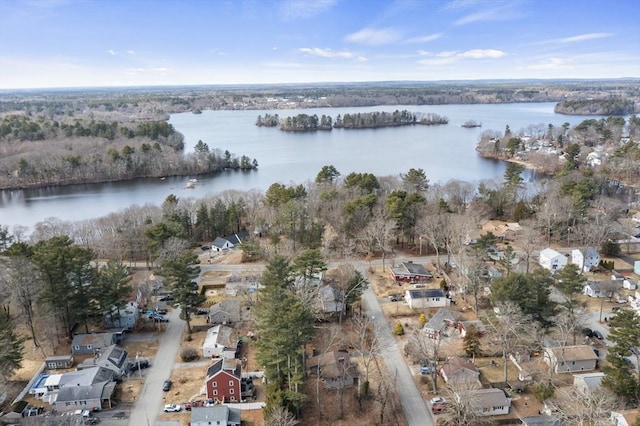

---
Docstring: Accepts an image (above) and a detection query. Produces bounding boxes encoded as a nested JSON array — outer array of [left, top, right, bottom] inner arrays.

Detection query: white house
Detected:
[[202, 325, 238, 359], [539, 248, 567, 273], [404, 289, 449, 310], [583, 280, 623, 298], [457, 388, 511, 416], [571, 248, 600, 272]]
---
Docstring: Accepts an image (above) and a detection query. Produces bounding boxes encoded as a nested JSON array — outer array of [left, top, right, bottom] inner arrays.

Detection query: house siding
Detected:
[[205, 371, 241, 402]]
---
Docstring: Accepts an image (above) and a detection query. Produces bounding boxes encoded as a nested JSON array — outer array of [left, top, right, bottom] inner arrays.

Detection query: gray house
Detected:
[[54, 380, 117, 412], [71, 332, 122, 355], [77, 345, 128, 376], [544, 345, 598, 374], [190, 406, 241, 426], [46, 354, 74, 370], [208, 299, 242, 325], [104, 301, 140, 329], [424, 307, 458, 339]]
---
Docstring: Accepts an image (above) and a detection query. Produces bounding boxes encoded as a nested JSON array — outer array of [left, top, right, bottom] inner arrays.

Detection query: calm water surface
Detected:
[[0, 102, 607, 232]]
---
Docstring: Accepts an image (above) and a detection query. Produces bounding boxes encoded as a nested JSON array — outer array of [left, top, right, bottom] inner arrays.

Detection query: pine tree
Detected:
[[462, 324, 482, 359], [0, 311, 25, 383], [160, 252, 203, 334]]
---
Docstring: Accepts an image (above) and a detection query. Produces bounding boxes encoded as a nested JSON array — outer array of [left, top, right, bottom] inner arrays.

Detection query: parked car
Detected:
[[581, 328, 594, 338], [592, 330, 604, 340], [163, 404, 181, 412], [195, 308, 209, 315], [430, 397, 447, 405], [612, 306, 621, 312], [127, 359, 150, 371], [420, 365, 431, 375], [183, 402, 192, 411], [163, 379, 172, 391], [201, 245, 210, 251], [159, 295, 174, 302], [389, 294, 401, 302], [153, 316, 169, 323]]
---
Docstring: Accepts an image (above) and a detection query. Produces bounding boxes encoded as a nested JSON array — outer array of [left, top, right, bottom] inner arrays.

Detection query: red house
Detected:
[[204, 358, 241, 403], [390, 261, 432, 283]]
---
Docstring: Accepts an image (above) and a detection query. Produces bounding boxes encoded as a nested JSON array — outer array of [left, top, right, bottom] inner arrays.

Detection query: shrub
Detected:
[[393, 322, 405, 336], [418, 314, 427, 328], [181, 347, 199, 362]]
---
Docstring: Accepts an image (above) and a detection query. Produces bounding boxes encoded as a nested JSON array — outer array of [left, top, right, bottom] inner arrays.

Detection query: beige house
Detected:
[[573, 372, 605, 395], [308, 350, 358, 390], [543, 345, 598, 374], [481, 220, 522, 241]]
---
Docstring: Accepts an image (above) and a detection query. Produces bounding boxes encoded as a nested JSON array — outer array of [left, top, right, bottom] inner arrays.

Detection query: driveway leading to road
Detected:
[[129, 307, 185, 426]]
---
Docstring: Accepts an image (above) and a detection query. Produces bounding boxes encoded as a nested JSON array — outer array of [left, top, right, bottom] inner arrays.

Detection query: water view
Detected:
[[0, 102, 610, 231]]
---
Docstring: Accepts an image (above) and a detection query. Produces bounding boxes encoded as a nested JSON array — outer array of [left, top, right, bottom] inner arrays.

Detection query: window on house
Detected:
[[572, 361, 575, 365], [229, 389, 234, 394], [212, 381, 217, 387], [74, 346, 80, 350], [229, 380, 234, 386], [87, 345, 92, 349], [213, 390, 218, 396], [230, 396, 236, 401]]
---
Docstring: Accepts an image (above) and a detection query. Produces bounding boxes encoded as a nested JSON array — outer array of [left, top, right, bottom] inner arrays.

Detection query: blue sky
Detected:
[[1, 0, 639, 89]]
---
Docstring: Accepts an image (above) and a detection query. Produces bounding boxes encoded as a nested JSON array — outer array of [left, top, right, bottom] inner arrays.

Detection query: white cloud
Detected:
[[279, 0, 337, 19], [405, 33, 443, 44], [526, 57, 568, 70], [443, 0, 480, 10], [299, 47, 356, 59], [418, 49, 505, 66], [459, 49, 505, 58], [126, 50, 135, 55], [454, 3, 525, 26], [560, 32, 613, 43], [345, 27, 403, 46], [107, 49, 116, 56]]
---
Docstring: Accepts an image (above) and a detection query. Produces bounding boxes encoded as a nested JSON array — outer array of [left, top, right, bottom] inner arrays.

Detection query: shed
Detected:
[[46, 354, 74, 370]]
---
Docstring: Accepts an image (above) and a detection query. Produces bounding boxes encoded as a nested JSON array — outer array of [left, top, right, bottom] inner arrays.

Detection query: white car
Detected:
[[430, 397, 447, 405], [163, 404, 181, 413]]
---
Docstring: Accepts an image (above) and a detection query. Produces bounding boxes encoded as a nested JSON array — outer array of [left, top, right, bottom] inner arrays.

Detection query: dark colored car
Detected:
[[159, 295, 174, 302], [128, 359, 149, 371], [592, 330, 604, 340], [581, 328, 594, 338], [162, 379, 172, 391], [195, 308, 209, 315]]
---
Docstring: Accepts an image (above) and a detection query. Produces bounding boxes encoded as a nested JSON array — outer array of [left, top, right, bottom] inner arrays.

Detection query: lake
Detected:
[[0, 102, 607, 232]]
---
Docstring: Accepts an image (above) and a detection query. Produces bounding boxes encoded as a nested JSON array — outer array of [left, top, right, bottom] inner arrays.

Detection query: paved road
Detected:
[[360, 270, 434, 426], [129, 308, 185, 426]]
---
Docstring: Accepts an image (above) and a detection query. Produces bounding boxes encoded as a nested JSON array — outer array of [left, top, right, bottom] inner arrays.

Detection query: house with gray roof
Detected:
[[208, 299, 242, 325], [190, 406, 241, 426], [203, 324, 238, 358], [458, 388, 511, 416], [71, 332, 123, 355], [77, 344, 128, 376], [573, 372, 605, 395], [391, 261, 432, 283], [54, 380, 116, 412], [424, 307, 458, 339]]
